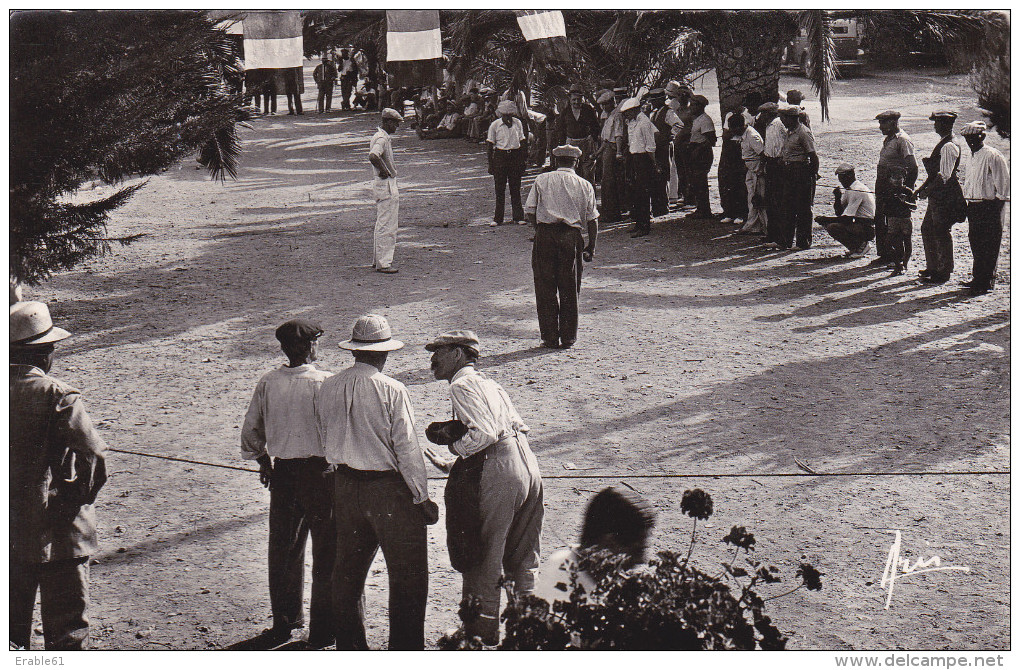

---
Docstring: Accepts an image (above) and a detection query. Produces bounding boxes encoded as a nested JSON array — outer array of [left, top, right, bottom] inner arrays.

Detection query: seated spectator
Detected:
[[533, 487, 656, 604], [459, 91, 482, 139], [352, 78, 378, 110], [419, 102, 462, 139]]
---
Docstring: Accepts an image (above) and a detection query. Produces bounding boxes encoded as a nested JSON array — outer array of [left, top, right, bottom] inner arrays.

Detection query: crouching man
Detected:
[[815, 163, 877, 258], [423, 331, 544, 645]]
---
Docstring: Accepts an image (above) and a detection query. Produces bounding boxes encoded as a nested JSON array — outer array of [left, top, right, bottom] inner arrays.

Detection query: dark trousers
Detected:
[[920, 199, 955, 278], [286, 79, 303, 115], [689, 143, 714, 216], [532, 223, 584, 346], [778, 163, 814, 248], [317, 83, 334, 112], [627, 153, 656, 231], [967, 200, 1006, 290], [340, 75, 357, 109], [874, 196, 891, 260], [10, 557, 90, 650], [268, 457, 336, 643], [764, 160, 783, 242], [816, 216, 875, 252], [673, 137, 691, 202], [599, 143, 626, 222], [492, 148, 525, 224], [332, 470, 427, 650], [263, 93, 277, 114], [652, 142, 671, 215]]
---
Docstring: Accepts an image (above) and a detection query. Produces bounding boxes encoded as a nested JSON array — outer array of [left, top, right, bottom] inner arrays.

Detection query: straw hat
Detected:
[[10, 301, 71, 345]]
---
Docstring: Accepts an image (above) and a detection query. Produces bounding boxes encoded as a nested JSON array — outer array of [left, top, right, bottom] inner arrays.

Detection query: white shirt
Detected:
[[689, 112, 715, 144], [369, 127, 397, 179], [448, 366, 530, 458], [339, 57, 355, 76], [241, 364, 332, 460], [525, 168, 599, 228], [487, 117, 525, 150], [764, 117, 786, 158], [739, 126, 764, 161], [936, 138, 962, 182], [439, 112, 460, 131], [626, 113, 657, 154], [839, 180, 877, 219], [962, 145, 1010, 201], [314, 362, 428, 503]]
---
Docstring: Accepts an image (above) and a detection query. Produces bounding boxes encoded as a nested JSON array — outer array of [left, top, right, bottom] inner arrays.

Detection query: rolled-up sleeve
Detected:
[[240, 380, 267, 460], [390, 388, 429, 504], [992, 152, 1011, 200], [450, 383, 499, 458]]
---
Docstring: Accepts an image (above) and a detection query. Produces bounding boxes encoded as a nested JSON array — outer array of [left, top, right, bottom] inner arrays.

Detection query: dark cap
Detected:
[[275, 319, 324, 346], [929, 110, 958, 121], [568, 83, 585, 95], [757, 101, 779, 114], [876, 110, 901, 121], [690, 94, 709, 106], [786, 89, 805, 104]]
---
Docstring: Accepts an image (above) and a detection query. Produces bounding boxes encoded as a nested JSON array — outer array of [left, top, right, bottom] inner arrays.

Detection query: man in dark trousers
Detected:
[[959, 121, 1010, 295], [313, 55, 338, 113], [486, 100, 528, 226], [241, 319, 335, 649], [337, 48, 360, 111], [777, 105, 819, 250], [873, 110, 918, 264], [915, 110, 963, 283], [10, 301, 107, 650], [620, 97, 657, 237], [525, 145, 600, 349], [284, 66, 303, 116], [555, 84, 600, 186], [648, 88, 681, 217], [686, 95, 718, 220]]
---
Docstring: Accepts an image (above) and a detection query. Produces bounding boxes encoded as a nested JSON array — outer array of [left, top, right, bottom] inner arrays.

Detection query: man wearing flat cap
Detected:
[[555, 84, 600, 186], [241, 319, 335, 648], [421, 331, 544, 645], [597, 88, 630, 223], [667, 83, 695, 206], [874, 110, 918, 264], [775, 104, 819, 250], [487, 100, 528, 225], [687, 94, 718, 219], [369, 108, 404, 274], [620, 97, 658, 236], [960, 121, 1010, 295], [647, 88, 682, 217], [815, 164, 877, 257], [315, 314, 438, 650], [915, 110, 964, 284], [525, 144, 600, 349], [10, 301, 107, 650]]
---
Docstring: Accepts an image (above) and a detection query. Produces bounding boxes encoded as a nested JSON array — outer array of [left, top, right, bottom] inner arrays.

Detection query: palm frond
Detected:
[[800, 10, 836, 122]]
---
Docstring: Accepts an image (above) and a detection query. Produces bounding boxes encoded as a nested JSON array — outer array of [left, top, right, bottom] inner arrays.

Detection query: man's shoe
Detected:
[[969, 285, 991, 295], [376, 267, 399, 274], [489, 220, 500, 227], [515, 220, 528, 225], [890, 265, 904, 276], [733, 218, 745, 226], [959, 280, 975, 288], [559, 340, 575, 349], [306, 636, 335, 650], [919, 274, 948, 284], [867, 257, 890, 266], [540, 340, 559, 349], [630, 229, 649, 238], [256, 627, 294, 648]]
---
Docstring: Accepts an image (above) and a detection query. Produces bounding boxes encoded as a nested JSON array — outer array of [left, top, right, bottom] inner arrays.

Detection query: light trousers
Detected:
[[741, 159, 766, 232], [373, 178, 399, 269]]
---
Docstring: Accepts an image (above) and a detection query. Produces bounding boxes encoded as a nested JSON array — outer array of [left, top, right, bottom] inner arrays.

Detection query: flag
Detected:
[[242, 10, 303, 70], [515, 10, 570, 63], [386, 10, 443, 88]]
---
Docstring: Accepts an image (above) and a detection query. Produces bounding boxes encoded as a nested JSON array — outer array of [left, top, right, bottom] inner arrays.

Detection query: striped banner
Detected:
[[515, 10, 570, 63], [242, 10, 303, 70], [386, 10, 443, 88]]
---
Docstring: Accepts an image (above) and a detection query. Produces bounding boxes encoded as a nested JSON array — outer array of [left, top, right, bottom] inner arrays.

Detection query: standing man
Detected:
[[665, 81, 693, 206], [960, 121, 1010, 295], [555, 84, 600, 185], [815, 164, 877, 257], [648, 88, 681, 217], [525, 145, 600, 349], [597, 90, 626, 223], [758, 101, 784, 244], [874, 110, 918, 265], [314, 54, 338, 114], [337, 48, 360, 111], [10, 302, 107, 650], [315, 314, 439, 650], [369, 108, 403, 274], [620, 97, 657, 238], [284, 67, 304, 116], [422, 331, 544, 645], [486, 100, 527, 226], [687, 95, 718, 220], [916, 110, 963, 283], [241, 319, 335, 649], [734, 112, 766, 234], [777, 105, 819, 250]]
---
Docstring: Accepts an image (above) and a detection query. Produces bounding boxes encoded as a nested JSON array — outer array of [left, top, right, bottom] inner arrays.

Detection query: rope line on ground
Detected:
[[109, 449, 1008, 479]]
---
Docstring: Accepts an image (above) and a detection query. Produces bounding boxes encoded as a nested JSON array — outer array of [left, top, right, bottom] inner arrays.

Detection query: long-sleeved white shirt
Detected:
[[626, 113, 657, 154], [936, 138, 962, 182], [763, 117, 785, 158], [524, 167, 599, 228], [314, 362, 428, 503], [241, 364, 332, 460], [962, 145, 1010, 201], [447, 366, 530, 458], [739, 126, 764, 161]]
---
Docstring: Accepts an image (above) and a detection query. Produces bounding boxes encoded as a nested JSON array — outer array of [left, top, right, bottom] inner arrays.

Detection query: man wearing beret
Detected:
[[315, 314, 439, 650], [241, 319, 335, 648], [874, 110, 918, 264], [11, 301, 108, 650], [422, 331, 544, 645], [960, 121, 1010, 295], [487, 100, 528, 225], [915, 110, 964, 284], [525, 144, 600, 349], [369, 108, 404, 274]]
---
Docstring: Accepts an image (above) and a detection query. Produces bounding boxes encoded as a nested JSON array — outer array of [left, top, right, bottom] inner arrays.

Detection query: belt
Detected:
[[334, 464, 400, 480], [779, 160, 810, 166], [493, 147, 521, 152], [567, 136, 591, 144]]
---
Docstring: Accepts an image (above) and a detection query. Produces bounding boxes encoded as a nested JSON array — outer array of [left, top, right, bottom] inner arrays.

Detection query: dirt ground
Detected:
[[26, 66, 1009, 651]]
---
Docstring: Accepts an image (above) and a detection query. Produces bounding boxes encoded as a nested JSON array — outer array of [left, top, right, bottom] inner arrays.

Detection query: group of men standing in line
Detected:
[[311, 49, 362, 114]]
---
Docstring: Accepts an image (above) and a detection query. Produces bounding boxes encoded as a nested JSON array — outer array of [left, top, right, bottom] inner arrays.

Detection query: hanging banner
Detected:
[[515, 10, 570, 63], [386, 10, 443, 88], [243, 10, 303, 70]]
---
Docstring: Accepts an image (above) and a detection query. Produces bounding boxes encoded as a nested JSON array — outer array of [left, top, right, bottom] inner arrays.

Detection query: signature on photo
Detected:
[[880, 530, 971, 609]]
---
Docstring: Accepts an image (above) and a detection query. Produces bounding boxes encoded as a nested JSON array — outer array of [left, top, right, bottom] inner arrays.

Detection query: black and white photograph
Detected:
[[9, 7, 1011, 665]]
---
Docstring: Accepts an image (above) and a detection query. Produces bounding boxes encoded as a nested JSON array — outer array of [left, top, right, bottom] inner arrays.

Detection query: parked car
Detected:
[[783, 17, 865, 78]]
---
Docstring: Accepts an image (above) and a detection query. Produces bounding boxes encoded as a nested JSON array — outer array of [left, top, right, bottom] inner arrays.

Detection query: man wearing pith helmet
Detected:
[[315, 314, 439, 650], [10, 301, 108, 650], [422, 330, 543, 645]]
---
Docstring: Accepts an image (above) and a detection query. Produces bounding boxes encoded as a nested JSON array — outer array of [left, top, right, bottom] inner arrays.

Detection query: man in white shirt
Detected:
[[422, 331, 544, 646], [758, 102, 785, 243], [315, 314, 439, 650], [960, 121, 1010, 295], [815, 164, 877, 257], [241, 319, 335, 649], [486, 100, 527, 225], [916, 111, 964, 282], [368, 108, 403, 274], [525, 144, 600, 348], [620, 97, 657, 237], [337, 48, 359, 110], [732, 114, 766, 234]]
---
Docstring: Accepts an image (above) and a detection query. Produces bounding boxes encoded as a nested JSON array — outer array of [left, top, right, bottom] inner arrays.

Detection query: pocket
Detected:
[[372, 179, 392, 200]]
